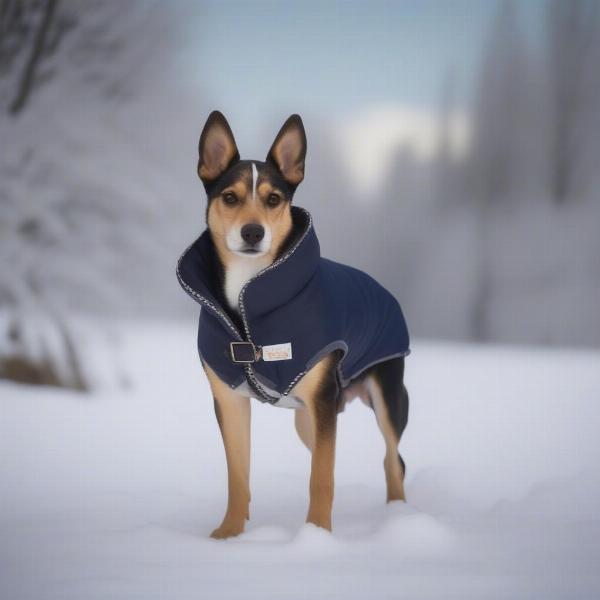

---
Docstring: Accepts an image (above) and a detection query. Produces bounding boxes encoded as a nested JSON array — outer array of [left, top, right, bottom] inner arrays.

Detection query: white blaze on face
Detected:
[[222, 161, 274, 309], [251, 162, 258, 203], [225, 162, 271, 255]]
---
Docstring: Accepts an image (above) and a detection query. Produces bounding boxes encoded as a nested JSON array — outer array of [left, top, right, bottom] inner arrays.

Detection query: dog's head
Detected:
[[198, 111, 306, 266]]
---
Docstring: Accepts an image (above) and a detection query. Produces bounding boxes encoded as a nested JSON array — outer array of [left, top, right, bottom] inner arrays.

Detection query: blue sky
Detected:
[[170, 0, 546, 179], [176, 1, 545, 114]]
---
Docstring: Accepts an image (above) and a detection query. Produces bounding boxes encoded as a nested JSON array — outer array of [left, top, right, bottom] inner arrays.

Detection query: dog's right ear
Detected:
[[198, 111, 240, 187], [266, 114, 307, 187]]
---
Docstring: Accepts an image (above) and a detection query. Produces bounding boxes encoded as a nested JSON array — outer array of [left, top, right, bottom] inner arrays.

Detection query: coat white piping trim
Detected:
[[237, 207, 314, 403], [176, 241, 241, 340]]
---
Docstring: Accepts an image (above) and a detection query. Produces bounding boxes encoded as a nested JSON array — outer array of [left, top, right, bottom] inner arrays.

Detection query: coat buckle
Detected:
[[229, 341, 261, 363]]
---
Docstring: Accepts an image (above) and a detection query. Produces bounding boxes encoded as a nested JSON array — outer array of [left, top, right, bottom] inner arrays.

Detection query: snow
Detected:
[[1, 321, 599, 599]]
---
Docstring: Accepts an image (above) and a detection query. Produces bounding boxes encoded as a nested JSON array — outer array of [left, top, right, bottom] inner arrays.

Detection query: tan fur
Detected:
[[204, 363, 252, 539], [205, 350, 340, 536], [291, 354, 338, 530], [207, 173, 293, 270], [366, 377, 406, 502]]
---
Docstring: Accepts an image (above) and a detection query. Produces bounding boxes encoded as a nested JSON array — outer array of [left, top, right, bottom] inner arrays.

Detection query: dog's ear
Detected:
[[198, 111, 240, 186], [266, 114, 307, 186]]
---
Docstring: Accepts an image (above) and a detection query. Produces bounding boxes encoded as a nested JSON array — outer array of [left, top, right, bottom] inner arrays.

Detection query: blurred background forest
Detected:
[[1, 0, 599, 390]]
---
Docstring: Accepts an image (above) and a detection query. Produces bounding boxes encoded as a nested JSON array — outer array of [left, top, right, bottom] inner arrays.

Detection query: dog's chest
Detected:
[[224, 257, 270, 312]]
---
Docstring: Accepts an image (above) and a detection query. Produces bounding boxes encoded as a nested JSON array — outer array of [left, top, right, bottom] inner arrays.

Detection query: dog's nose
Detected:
[[241, 223, 265, 246]]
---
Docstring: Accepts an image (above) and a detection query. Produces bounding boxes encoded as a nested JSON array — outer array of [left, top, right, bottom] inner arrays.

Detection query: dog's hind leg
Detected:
[[204, 364, 251, 539], [365, 357, 409, 502]]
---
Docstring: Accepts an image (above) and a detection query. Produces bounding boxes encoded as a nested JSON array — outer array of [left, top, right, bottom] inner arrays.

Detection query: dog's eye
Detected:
[[222, 192, 238, 206], [267, 193, 281, 207]]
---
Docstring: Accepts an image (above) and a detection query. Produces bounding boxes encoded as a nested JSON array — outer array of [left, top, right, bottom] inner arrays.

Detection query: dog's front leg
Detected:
[[292, 353, 340, 531], [204, 364, 251, 539]]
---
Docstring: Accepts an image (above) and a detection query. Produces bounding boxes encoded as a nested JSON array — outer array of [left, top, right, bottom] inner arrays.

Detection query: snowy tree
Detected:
[[0, 0, 75, 115], [433, 66, 461, 210], [545, 0, 600, 203], [0, 1, 183, 389], [468, 0, 531, 207], [466, 0, 531, 340]]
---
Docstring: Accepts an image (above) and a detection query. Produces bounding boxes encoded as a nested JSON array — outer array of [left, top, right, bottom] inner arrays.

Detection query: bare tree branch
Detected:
[[9, 0, 58, 115]]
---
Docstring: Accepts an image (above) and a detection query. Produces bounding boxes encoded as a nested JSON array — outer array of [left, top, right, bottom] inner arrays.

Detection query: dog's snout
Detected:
[[241, 223, 265, 246]]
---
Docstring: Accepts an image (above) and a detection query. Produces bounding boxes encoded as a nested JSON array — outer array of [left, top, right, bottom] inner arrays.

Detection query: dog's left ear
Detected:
[[266, 114, 307, 186]]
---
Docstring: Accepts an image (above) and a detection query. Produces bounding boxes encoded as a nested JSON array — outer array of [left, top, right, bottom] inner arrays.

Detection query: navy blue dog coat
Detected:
[[177, 207, 410, 408]]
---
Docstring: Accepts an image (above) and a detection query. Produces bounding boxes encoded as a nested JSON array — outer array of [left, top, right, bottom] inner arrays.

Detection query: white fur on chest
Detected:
[[224, 256, 270, 312]]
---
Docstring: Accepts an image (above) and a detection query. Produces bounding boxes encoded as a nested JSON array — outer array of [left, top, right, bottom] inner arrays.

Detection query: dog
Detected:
[[177, 111, 410, 539]]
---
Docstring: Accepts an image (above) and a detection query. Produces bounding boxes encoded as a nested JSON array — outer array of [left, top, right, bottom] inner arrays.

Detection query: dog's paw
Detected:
[[210, 521, 245, 540], [305, 514, 332, 532]]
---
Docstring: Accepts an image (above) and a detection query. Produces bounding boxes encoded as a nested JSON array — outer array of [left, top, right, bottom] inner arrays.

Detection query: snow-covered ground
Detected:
[[1, 321, 599, 599]]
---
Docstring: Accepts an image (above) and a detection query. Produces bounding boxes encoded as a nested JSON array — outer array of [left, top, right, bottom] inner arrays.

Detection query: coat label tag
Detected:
[[262, 343, 292, 361]]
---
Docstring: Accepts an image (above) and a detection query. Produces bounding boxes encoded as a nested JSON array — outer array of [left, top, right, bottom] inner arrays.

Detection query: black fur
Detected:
[[370, 357, 409, 441], [314, 350, 343, 437], [204, 160, 297, 211], [353, 356, 409, 475]]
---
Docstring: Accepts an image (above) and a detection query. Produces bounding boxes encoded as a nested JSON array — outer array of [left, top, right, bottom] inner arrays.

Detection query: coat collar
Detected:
[[177, 206, 320, 340]]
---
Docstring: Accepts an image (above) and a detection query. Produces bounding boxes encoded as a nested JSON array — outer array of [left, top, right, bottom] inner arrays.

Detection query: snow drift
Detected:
[[1, 321, 599, 599]]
